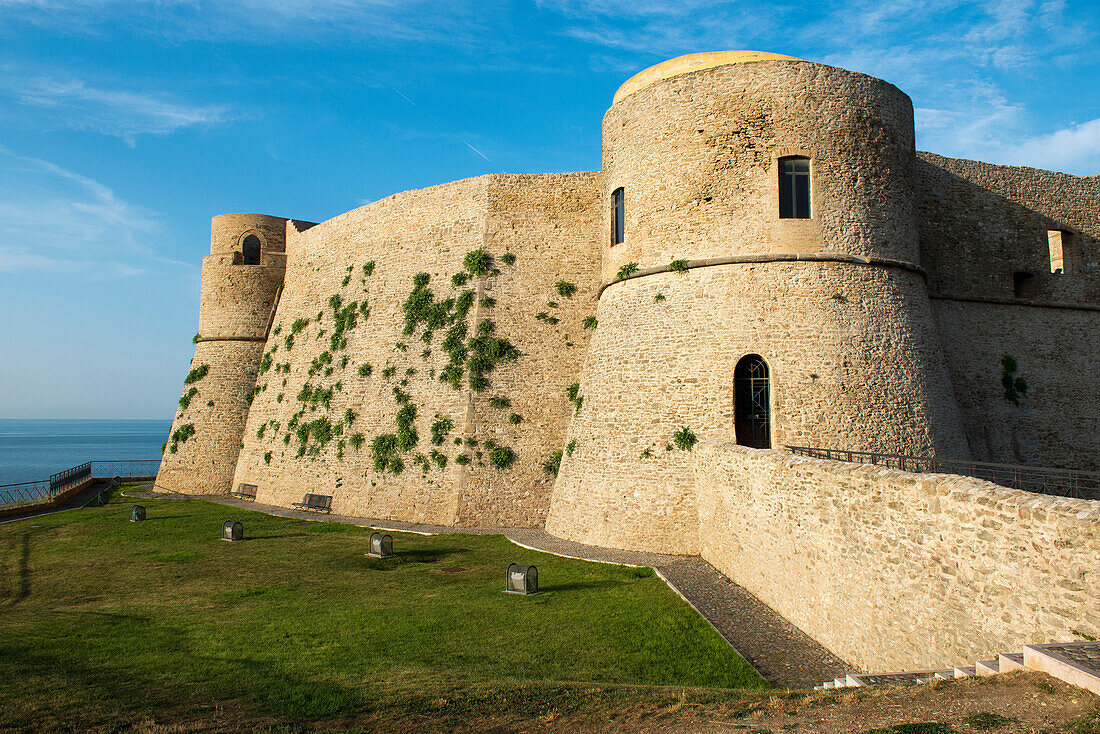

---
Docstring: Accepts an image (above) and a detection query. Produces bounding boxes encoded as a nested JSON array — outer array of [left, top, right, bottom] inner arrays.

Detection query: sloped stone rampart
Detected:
[[694, 442, 1100, 672]]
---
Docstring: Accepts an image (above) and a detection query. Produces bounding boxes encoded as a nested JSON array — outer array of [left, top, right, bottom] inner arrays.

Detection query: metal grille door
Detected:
[[735, 355, 770, 449]]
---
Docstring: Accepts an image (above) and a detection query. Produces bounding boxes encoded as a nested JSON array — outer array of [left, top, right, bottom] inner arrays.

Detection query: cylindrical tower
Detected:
[[156, 214, 289, 494], [546, 52, 970, 553]]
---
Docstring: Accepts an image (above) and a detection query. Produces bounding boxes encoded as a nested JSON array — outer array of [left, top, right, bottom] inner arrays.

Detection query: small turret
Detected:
[[156, 213, 293, 495]]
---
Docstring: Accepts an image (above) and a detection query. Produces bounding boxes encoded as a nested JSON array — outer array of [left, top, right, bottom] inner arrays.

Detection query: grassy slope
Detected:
[[0, 489, 764, 731]]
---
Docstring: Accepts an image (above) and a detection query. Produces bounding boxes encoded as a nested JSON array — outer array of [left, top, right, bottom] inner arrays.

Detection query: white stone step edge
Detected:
[[1023, 643, 1100, 696]]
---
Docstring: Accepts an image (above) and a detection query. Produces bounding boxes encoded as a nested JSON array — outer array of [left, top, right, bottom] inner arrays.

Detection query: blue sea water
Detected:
[[0, 419, 171, 485]]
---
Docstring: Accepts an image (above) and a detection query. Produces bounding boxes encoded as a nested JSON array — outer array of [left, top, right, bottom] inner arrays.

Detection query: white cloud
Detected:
[[998, 118, 1100, 174], [0, 74, 232, 144], [0, 145, 188, 274]]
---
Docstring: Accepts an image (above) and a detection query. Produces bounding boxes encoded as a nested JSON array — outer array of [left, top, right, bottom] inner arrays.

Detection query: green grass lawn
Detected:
[[0, 488, 764, 731]]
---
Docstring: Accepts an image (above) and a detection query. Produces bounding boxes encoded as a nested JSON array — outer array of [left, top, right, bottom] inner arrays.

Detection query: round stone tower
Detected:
[[545, 52, 970, 553], [156, 214, 289, 495]]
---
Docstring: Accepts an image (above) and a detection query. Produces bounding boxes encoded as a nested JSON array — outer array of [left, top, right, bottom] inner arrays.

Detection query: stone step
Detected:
[[999, 652, 1025, 672], [1023, 642, 1100, 696], [954, 666, 976, 678], [975, 659, 1000, 676]]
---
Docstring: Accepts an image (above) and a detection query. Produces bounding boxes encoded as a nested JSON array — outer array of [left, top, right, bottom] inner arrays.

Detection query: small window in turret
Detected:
[[778, 156, 811, 219], [611, 187, 625, 245], [242, 234, 262, 265]]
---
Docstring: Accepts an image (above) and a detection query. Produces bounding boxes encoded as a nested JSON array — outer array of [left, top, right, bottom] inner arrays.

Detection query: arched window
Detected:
[[734, 355, 771, 449], [611, 187, 625, 245], [242, 234, 262, 265], [778, 156, 811, 219]]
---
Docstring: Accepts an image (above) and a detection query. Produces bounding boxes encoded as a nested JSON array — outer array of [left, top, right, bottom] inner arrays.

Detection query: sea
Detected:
[[0, 419, 171, 486]]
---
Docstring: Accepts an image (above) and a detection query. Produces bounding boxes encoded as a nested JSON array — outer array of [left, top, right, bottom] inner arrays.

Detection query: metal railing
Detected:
[[0, 460, 161, 510], [787, 446, 1100, 500]]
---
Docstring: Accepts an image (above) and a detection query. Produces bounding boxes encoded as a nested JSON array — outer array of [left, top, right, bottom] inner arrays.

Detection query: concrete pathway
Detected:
[[0, 480, 110, 525], [122, 487, 849, 688]]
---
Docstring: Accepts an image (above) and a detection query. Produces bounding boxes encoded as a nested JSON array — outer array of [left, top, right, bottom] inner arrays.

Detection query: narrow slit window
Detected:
[[611, 187, 625, 245], [242, 234, 262, 265], [1047, 230, 1073, 274], [778, 156, 811, 219]]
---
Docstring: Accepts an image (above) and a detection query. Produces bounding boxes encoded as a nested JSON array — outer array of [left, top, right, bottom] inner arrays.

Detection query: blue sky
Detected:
[[0, 0, 1097, 419]]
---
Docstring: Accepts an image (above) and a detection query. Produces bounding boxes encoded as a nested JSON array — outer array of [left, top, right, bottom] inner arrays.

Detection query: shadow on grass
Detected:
[[541, 579, 623, 593]]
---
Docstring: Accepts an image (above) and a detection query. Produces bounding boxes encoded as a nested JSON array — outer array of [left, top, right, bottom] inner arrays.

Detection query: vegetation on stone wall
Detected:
[[184, 364, 209, 385], [673, 426, 698, 451], [583, 316, 598, 330], [617, 262, 639, 280], [555, 281, 577, 298], [178, 387, 198, 411], [669, 259, 689, 273], [542, 449, 562, 476], [567, 383, 584, 414], [167, 423, 195, 454]]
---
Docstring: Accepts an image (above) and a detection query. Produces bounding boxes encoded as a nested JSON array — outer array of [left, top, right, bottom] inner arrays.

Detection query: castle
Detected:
[[157, 52, 1100, 672]]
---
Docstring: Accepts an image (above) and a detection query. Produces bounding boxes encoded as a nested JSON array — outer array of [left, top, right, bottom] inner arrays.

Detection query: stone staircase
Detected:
[[816, 641, 1100, 695]]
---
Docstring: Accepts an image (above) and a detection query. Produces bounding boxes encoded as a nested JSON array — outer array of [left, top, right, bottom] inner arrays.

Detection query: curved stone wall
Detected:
[[601, 59, 918, 284], [545, 261, 969, 553], [156, 213, 290, 494]]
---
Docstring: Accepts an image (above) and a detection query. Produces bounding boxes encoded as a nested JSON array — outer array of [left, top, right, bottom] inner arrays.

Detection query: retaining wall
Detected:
[[694, 441, 1100, 672]]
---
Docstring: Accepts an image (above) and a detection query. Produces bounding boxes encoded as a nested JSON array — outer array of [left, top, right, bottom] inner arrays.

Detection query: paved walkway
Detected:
[[123, 487, 849, 688], [0, 480, 110, 525]]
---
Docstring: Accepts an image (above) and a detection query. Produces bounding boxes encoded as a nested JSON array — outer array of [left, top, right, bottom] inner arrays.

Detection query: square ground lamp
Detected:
[[505, 563, 539, 595]]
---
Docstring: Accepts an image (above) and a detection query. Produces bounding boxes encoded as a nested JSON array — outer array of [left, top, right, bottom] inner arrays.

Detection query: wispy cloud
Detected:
[[0, 72, 232, 144], [0, 144, 187, 274]]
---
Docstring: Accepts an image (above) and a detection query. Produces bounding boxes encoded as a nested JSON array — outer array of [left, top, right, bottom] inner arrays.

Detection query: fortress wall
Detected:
[[232, 173, 602, 526], [916, 153, 1100, 304], [156, 340, 265, 494], [932, 300, 1100, 470], [210, 213, 288, 256], [454, 173, 602, 525], [545, 261, 969, 553], [601, 59, 919, 284], [695, 441, 1100, 672]]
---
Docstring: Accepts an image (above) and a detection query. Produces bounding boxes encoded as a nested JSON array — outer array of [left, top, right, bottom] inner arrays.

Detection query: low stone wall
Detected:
[[694, 441, 1100, 672]]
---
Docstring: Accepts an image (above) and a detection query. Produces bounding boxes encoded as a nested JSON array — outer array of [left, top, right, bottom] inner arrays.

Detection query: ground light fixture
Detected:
[[505, 563, 539, 595], [222, 520, 244, 542], [130, 505, 146, 522], [368, 532, 394, 558]]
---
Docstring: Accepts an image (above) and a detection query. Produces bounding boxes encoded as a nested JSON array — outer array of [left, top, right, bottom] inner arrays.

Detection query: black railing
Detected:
[[0, 460, 161, 510], [787, 446, 1100, 500]]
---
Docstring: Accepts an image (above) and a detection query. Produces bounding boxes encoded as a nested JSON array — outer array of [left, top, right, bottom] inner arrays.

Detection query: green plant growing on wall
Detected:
[[654, 293, 666, 302], [487, 443, 516, 470], [617, 262, 639, 280], [206, 400, 214, 407], [566, 439, 578, 457], [640, 446, 654, 459], [178, 387, 198, 410], [669, 259, 689, 273], [583, 316, 598, 330], [264, 452, 272, 465], [488, 396, 511, 409], [463, 249, 492, 277], [1001, 355, 1029, 405], [382, 366, 396, 379], [543, 449, 562, 476], [566, 383, 583, 414], [536, 312, 560, 325], [256, 423, 266, 439], [358, 363, 372, 377], [455, 453, 470, 465], [184, 364, 209, 385], [259, 353, 273, 374], [555, 281, 577, 298], [547, 301, 558, 308], [451, 272, 469, 288], [832, 293, 849, 303], [431, 416, 454, 445], [673, 426, 698, 451], [349, 432, 365, 451], [508, 413, 522, 425], [343, 408, 358, 425], [246, 386, 261, 405], [430, 450, 448, 469], [363, 261, 375, 276], [395, 404, 418, 451], [501, 252, 516, 266], [480, 296, 496, 308], [168, 423, 195, 453]]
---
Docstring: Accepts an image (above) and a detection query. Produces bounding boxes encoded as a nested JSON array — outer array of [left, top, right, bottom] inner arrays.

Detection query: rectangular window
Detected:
[[611, 187, 625, 245], [1047, 230, 1073, 274], [779, 157, 811, 219]]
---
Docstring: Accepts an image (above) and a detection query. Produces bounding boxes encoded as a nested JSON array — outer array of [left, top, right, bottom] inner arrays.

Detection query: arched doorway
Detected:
[[242, 234, 262, 265], [734, 355, 770, 448]]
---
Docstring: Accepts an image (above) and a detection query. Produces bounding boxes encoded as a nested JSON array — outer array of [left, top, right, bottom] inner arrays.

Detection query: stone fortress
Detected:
[[158, 52, 1100, 674]]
